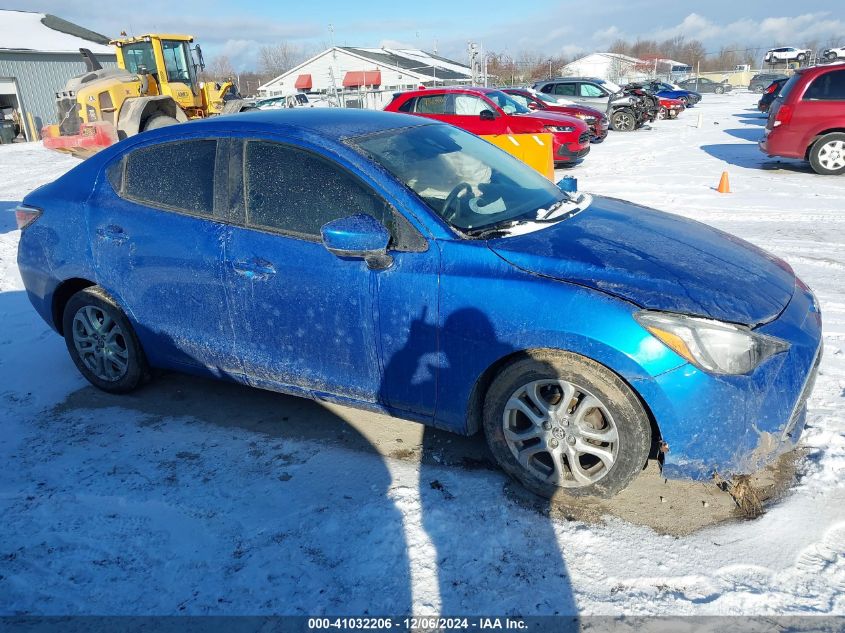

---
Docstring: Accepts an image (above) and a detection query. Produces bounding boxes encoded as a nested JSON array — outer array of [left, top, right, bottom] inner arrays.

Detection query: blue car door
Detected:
[[87, 137, 242, 377], [223, 138, 440, 413]]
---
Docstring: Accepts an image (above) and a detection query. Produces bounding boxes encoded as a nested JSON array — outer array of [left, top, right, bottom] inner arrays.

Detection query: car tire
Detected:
[[610, 109, 636, 132], [809, 132, 845, 176], [714, 85, 725, 94], [796, 53, 806, 62], [753, 85, 765, 93], [657, 106, 667, 120], [62, 286, 149, 393], [482, 351, 652, 499], [143, 114, 179, 131]]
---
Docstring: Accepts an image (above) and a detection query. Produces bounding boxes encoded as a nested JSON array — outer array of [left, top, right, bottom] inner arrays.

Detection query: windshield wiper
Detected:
[[463, 219, 525, 240]]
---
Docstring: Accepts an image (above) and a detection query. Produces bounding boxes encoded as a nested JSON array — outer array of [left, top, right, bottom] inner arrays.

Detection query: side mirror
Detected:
[[321, 214, 392, 269], [479, 109, 496, 120]]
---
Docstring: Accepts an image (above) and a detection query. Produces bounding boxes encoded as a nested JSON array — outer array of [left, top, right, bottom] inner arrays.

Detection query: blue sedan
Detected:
[[16, 109, 821, 498], [645, 81, 702, 107]]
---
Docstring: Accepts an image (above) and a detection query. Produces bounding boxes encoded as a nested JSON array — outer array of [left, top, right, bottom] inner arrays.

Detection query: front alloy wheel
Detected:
[[502, 379, 618, 487], [611, 110, 636, 132], [483, 351, 652, 498]]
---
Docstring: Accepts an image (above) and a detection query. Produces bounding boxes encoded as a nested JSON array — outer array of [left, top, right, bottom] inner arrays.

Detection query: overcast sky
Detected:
[[5, 0, 845, 70]]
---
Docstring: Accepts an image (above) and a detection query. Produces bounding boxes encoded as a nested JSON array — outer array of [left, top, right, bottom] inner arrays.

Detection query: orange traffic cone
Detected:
[[717, 171, 731, 193]]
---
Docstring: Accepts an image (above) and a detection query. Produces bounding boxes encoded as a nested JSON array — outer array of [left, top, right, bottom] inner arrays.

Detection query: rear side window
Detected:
[[804, 70, 845, 100], [396, 97, 415, 112], [123, 139, 217, 216], [243, 141, 392, 239], [415, 94, 447, 114], [778, 74, 801, 101], [553, 83, 576, 96]]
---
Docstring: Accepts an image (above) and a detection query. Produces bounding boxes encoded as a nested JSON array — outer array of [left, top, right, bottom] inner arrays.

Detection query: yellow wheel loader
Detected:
[[42, 34, 250, 157]]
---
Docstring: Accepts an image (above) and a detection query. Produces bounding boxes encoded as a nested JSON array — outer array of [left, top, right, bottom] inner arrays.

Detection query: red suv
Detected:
[[760, 63, 845, 175], [385, 87, 590, 164]]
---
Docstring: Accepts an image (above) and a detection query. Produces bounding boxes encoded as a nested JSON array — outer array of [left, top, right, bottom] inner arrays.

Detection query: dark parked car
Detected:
[[758, 78, 788, 113], [643, 81, 702, 107], [17, 109, 822, 499], [676, 77, 732, 94], [750, 73, 789, 93], [761, 64, 845, 175]]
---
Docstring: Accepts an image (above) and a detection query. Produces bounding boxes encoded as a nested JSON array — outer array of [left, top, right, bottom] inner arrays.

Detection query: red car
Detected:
[[658, 97, 684, 119], [385, 87, 590, 164], [502, 88, 608, 142], [760, 63, 845, 175]]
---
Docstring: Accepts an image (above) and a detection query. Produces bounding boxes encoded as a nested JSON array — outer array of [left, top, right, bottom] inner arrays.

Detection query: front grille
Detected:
[[578, 132, 589, 145]]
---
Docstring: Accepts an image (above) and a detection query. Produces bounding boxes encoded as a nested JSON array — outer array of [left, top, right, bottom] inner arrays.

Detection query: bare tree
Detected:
[[202, 55, 235, 81], [259, 42, 310, 78]]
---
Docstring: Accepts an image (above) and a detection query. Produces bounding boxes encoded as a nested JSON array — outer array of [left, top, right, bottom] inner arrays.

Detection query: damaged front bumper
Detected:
[[638, 281, 823, 480]]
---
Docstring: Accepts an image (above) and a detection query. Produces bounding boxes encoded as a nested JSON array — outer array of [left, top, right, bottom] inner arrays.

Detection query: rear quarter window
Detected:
[[777, 74, 802, 102], [123, 139, 217, 216], [804, 70, 845, 100]]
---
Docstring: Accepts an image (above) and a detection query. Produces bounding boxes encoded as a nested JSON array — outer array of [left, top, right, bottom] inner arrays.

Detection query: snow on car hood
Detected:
[[487, 195, 796, 325]]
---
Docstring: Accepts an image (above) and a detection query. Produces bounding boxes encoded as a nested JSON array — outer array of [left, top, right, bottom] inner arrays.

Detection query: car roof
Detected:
[[537, 77, 602, 83], [795, 61, 845, 77], [396, 85, 500, 97], [153, 108, 433, 140]]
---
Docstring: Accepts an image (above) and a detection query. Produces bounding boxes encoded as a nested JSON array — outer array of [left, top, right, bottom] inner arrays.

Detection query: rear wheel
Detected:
[[62, 286, 149, 393], [809, 133, 845, 175], [657, 106, 667, 120], [143, 114, 179, 131], [753, 85, 765, 94], [714, 85, 725, 94], [610, 109, 636, 132], [483, 351, 652, 498], [796, 53, 807, 62]]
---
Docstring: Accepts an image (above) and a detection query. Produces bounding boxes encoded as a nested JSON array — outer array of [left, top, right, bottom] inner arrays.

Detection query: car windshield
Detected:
[[484, 90, 531, 114], [350, 124, 568, 233]]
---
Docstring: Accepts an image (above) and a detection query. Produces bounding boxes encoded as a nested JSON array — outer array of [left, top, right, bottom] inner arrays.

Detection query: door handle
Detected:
[[231, 257, 276, 279], [96, 224, 128, 243]]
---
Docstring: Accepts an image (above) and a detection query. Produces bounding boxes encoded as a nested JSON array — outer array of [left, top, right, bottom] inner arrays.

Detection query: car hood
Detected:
[[517, 111, 589, 130], [487, 196, 795, 325]]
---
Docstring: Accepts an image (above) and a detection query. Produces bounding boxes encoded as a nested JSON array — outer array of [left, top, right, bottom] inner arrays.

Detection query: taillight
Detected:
[[773, 103, 793, 128], [15, 205, 42, 230], [765, 83, 777, 94]]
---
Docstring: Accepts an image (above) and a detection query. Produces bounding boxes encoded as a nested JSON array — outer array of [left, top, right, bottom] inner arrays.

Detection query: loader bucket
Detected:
[[42, 121, 119, 159]]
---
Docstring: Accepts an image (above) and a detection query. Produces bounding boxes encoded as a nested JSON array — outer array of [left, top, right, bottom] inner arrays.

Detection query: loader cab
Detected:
[[113, 35, 204, 113]]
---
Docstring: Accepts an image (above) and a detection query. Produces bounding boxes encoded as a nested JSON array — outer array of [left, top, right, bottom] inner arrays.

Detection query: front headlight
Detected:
[[574, 114, 597, 123], [634, 311, 790, 375], [545, 125, 575, 133]]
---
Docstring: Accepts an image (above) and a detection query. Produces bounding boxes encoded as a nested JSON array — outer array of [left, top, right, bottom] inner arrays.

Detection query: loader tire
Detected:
[[143, 114, 179, 131]]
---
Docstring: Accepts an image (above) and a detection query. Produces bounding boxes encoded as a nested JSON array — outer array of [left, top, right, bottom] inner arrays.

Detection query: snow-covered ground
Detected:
[[1, 93, 843, 617]]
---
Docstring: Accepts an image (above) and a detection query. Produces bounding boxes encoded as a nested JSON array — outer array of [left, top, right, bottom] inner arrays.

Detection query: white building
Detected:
[[560, 52, 649, 84], [258, 46, 474, 109]]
